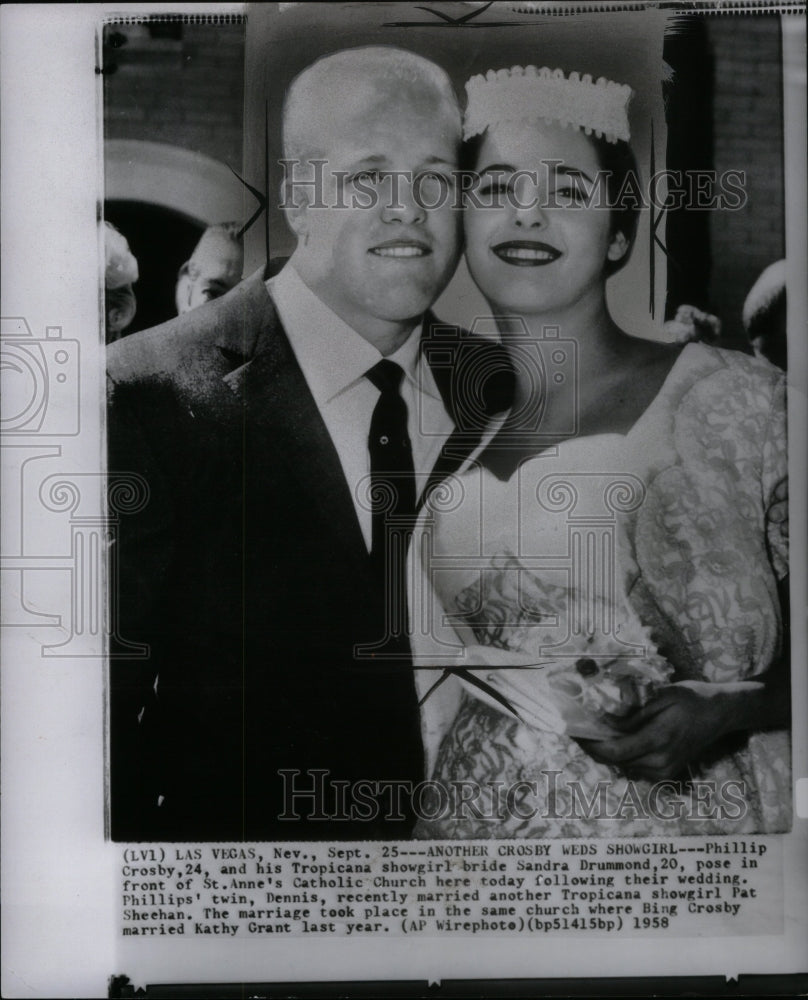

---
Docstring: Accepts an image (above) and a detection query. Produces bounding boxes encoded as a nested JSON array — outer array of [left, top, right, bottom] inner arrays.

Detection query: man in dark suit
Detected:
[[108, 46, 510, 841]]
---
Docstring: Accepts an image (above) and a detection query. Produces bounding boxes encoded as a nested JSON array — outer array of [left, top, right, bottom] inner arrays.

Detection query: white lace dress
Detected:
[[415, 343, 789, 838]]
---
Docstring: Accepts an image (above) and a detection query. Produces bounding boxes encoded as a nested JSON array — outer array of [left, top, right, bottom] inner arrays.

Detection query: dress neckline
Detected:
[[479, 340, 702, 482]]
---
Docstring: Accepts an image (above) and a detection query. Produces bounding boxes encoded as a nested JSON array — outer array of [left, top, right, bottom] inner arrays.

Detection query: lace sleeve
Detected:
[[762, 371, 788, 581]]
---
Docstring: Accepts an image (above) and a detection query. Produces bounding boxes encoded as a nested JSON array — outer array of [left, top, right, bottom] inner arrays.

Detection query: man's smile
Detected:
[[491, 240, 561, 266], [369, 239, 432, 259]]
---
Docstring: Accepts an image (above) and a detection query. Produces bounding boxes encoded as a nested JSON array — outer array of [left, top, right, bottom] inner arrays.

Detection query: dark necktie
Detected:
[[365, 359, 416, 645]]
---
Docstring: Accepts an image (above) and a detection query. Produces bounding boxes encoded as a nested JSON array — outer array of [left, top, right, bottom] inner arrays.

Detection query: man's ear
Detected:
[[607, 230, 629, 264], [281, 177, 310, 239]]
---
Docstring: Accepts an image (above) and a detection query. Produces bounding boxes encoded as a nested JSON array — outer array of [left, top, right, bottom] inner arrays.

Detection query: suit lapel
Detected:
[[418, 311, 513, 509], [220, 273, 369, 567]]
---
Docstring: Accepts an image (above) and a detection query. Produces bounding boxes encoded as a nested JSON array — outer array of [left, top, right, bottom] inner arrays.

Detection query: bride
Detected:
[[413, 66, 790, 838]]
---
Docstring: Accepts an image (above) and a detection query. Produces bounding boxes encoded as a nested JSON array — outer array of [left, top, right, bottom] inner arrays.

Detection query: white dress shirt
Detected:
[[268, 264, 456, 551]]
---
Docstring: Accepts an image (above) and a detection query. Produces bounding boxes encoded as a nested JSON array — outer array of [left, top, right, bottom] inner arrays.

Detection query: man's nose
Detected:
[[380, 175, 426, 225]]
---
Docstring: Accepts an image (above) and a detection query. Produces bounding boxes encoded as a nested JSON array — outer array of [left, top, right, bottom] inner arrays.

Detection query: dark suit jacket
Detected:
[[107, 268, 511, 841]]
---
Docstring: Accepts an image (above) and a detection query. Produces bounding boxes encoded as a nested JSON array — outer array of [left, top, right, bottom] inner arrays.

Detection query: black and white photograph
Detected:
[[2, 2, 807, 996], [105, 4, 793, 843]]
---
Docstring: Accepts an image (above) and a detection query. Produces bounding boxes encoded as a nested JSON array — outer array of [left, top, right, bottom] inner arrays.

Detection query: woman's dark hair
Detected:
[[460, 128, 641, 278], [591, 134, 640, 277], [458, 131, 487, 175]]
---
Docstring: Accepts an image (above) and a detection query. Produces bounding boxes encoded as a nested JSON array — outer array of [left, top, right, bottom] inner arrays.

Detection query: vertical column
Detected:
[[535, 472, 647, 658], [0, 444, 62, 626], [39, 473, 149, 657]]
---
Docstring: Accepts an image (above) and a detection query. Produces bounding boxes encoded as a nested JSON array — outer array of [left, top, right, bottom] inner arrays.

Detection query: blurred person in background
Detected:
[[663, 302, 722, 347], [174, 222, 244, 315], [743, 259, 787, 371], [104, 220, 139, 343]]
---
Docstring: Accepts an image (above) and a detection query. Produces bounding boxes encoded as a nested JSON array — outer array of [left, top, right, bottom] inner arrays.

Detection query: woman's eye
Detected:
[[553, 184, 586, 203], [479, 179, 510, 196]]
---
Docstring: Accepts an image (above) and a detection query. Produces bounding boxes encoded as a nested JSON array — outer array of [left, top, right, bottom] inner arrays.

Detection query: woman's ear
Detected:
[[607, 230, 629, 264]]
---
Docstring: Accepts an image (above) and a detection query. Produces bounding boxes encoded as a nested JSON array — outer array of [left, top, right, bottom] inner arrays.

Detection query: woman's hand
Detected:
[[579, 671, 790, 780], [577, 681, 731, 779]]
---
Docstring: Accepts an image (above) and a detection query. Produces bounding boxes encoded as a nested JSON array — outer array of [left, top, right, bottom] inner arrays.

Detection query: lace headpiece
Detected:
[[464, 66, 632, 144]]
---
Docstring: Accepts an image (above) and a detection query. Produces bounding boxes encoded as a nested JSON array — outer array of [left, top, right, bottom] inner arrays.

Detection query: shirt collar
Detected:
[[268, 264, 442, 406]]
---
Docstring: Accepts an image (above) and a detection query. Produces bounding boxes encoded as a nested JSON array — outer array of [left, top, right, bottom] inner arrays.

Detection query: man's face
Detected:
[[288, 84, 461, 337], [176, 232, 243, 314]]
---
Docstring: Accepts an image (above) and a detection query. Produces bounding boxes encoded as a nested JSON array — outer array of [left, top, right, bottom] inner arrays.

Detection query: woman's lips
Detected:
[[369, 240, 431, 259], [491, 240, 561, 266]]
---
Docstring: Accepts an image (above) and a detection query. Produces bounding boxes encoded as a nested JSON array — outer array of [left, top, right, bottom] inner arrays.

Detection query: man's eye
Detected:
[[350, 170, 383, 185], [414, 171, 452, 203], [416, 170, 451, 187]]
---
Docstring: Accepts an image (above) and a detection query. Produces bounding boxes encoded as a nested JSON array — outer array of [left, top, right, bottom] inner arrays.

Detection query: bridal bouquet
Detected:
[[444, 552, 673, 740]]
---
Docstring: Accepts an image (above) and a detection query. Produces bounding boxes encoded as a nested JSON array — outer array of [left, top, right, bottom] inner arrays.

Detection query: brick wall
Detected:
[[707, 15, 784, 341], [104, 20, 244, 171]]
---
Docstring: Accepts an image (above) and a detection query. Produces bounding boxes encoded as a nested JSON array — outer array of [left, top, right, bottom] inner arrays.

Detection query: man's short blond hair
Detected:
[[282, 46, 461, 164]]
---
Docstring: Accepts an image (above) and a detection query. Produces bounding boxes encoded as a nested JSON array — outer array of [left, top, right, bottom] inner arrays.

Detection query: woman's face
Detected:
[[464, 120, 627, 315]]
